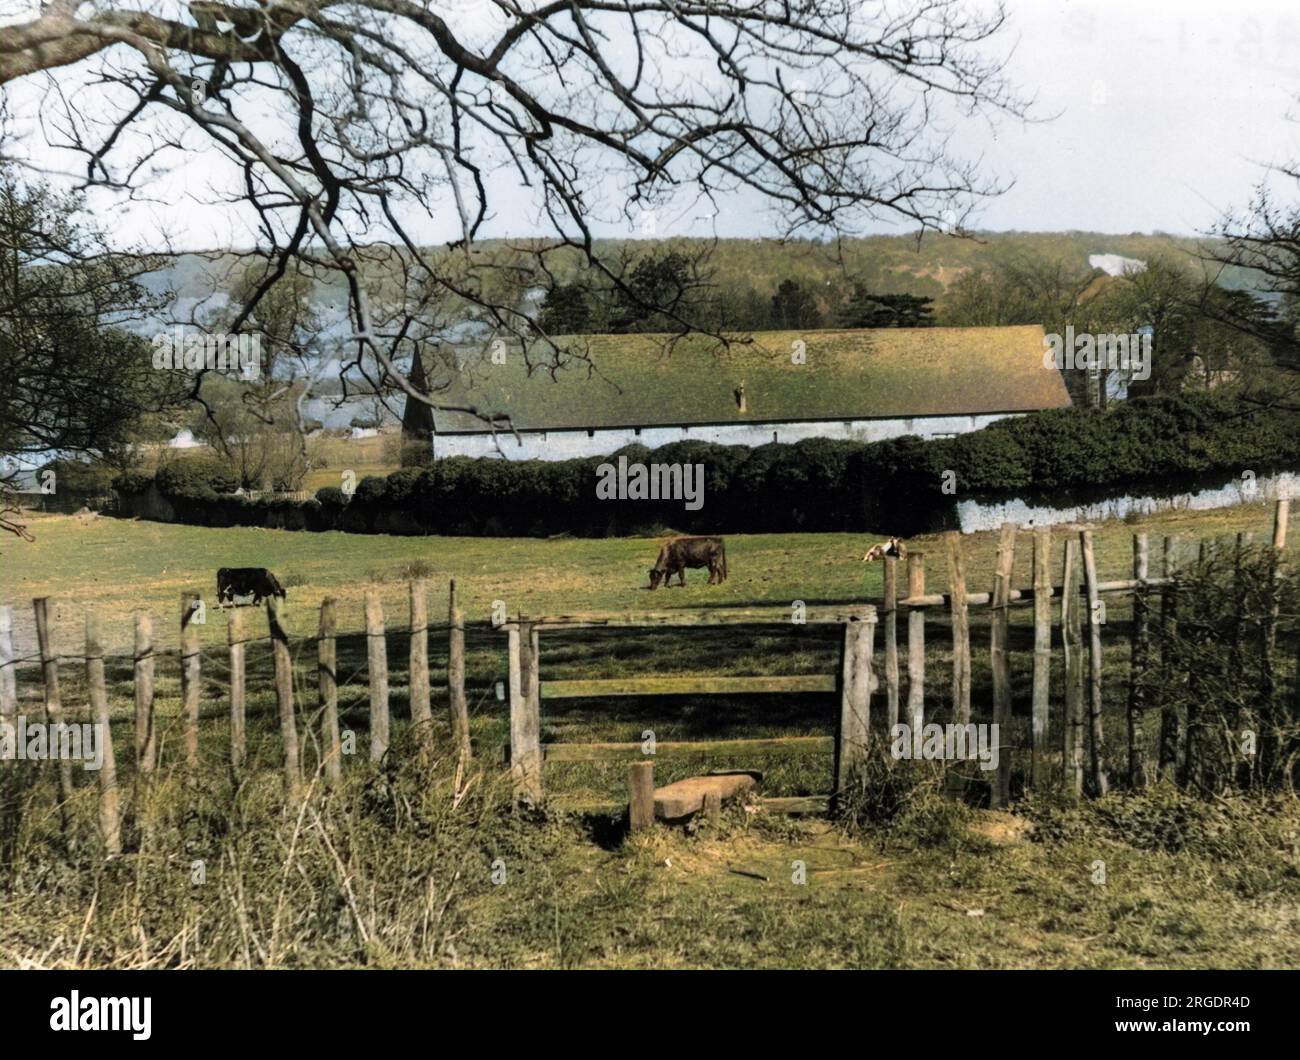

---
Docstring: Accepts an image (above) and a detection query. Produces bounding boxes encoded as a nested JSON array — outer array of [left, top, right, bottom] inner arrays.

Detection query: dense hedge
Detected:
[[113, 393, 1300, 536]]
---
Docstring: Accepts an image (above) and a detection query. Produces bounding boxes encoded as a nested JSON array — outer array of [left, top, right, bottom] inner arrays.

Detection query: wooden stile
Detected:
[[835, 610, 876, 795], [365, 590, 390, 763], [268, 596, 301, 799], [628, 760, 655, 832], [447, 581, 471, 764], [408, 580, 433, 749], [1061, 540, 1085, 798], [1128, 533, 1151, 788], [1080, 531, 1109, 795], [906, 553, 925, 733], [0, 605, 16, 720], [882, 555, 900, 729], [85, 609, 121, 855], [989, 523, 1016, 807], [228, 608, 246, 772], [180, 591, 202, 771], [34, 598, 73, 828], [133, 612, 155, 773], [318, 599, 341, 785], [945, 534, 971, 727], [1030, 528, 1052, 788]]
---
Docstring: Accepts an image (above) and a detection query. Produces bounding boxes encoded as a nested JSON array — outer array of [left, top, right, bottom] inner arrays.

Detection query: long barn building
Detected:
[[418, 325, 1070, 460]]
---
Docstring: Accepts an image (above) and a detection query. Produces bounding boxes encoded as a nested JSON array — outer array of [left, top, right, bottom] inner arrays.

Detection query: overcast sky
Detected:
[[7, 0, 1300, 246]]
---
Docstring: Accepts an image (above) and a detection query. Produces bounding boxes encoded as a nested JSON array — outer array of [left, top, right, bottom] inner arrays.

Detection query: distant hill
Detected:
[[141, 230, 1261, 323]]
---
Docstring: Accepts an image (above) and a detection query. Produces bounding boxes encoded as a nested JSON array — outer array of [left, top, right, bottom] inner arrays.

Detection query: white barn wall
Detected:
[[433, 413, 1021, 461]]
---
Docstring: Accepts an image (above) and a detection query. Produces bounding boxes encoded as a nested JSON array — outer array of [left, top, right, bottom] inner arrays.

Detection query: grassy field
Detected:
[[2, 502, 1299, 969]]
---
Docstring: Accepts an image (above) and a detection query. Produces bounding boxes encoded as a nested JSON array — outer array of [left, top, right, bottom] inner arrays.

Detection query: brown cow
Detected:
[[648, 536, 728, 589]]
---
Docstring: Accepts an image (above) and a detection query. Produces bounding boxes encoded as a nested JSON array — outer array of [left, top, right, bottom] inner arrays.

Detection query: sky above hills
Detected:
[[6, 0, 1300, 246]]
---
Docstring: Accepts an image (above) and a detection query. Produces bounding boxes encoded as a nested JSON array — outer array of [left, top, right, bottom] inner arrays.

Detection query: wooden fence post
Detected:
[[448, 581, 471, 764], [882, 556, 900, 729], [1128, 533, 1151, 788], [268, 596, 301, 799], [85, 609, 121, 855], [408, 580, 433, 750], [318, 599, 341, 785], [1061, 539, 1085, 798], [228, 608, 247, 773], [990, 523, 1016, 807], [0, 605, 16, 721], [945, 533, 971, 727], [34, 598, 73, 830], [1080, 530, 1109, 795], [0, 606, 15, 721], [1157, 536, 1180, 779], [507, 620, 543, 804], [1031, 528, 1052, 789], [133, 612, 155, 773], [365, 590, 390, 764], [835, 609, 876, 796], [906, 553, 925, 734], [628, 760, 655, 832], [180, 591, 202, 772]]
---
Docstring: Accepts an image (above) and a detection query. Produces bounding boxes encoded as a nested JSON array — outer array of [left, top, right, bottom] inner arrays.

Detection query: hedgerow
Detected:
[[112, 393, 1300, 536]]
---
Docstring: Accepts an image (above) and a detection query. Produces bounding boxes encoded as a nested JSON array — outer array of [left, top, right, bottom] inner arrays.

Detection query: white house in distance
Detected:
[[420, 325, 1071, 460]]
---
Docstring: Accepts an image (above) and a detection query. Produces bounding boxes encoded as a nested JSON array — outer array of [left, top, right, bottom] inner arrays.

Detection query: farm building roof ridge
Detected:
[[429, 324, 1070, 434]]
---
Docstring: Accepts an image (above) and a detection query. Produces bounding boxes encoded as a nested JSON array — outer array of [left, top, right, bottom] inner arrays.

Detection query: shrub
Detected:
[[155, 456, 238, 499]]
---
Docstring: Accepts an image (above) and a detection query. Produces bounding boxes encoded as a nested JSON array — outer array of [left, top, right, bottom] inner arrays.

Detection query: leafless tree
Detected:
[[1, 0, 1029, 424]]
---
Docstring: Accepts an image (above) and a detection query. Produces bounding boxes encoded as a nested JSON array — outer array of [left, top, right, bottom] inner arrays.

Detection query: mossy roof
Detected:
[[431, 325, 1070, 434]]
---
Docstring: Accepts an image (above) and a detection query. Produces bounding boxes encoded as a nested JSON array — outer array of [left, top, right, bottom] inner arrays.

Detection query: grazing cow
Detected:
[[217, 567, 287, 606], [861, 537, 907, 563], [648, 536, 728, 589]]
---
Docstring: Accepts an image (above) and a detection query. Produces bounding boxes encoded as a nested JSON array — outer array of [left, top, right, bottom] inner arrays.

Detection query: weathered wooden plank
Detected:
[[228, 607, 246, 772], [1062, 538, 1085, 798], [508, 622, 543, 804], [85, 609, 121, 855], [268, 595, 301, 800], [365, 590, 390, 764], [544, 735, 834, 762], [835, 612, 875, 793], [180, 592, 202, 772], [882, 555, 900, 729], [1031, 528, 1052, 788], [1080, 530, 1109, 795], [540, 674, 837, 699], [1128, 533, 1151, 788], [628, 761, 655, 832], [906, 553, 925, 733], [990, 524, 1016, 807], [447, 580, 471, 764], [0, 605, 15, 721], [408, 580, 432, 750], [318, 599, 341, 785], [524, 607, 873, 628], [654, 772, 757, 820], [946, 533, 971, 727], [1158, 536, 1180, 779], [133, 611, 155, 774]]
